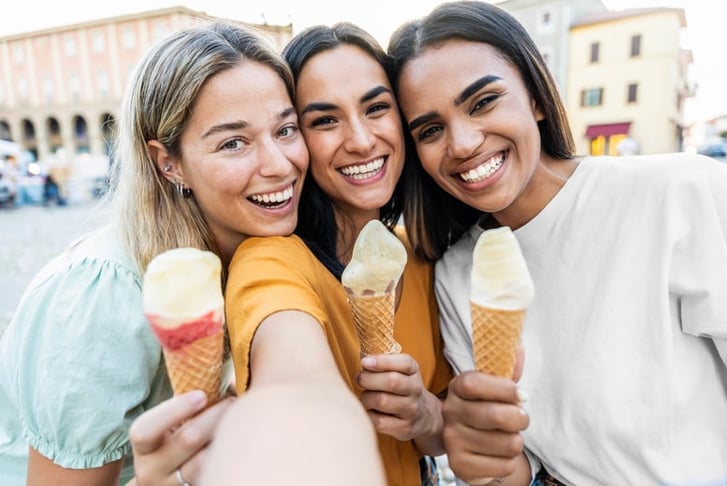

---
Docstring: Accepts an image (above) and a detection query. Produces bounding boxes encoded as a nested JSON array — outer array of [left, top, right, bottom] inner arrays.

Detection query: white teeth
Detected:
[[339, 157, 385, 179], [459, 153, 505, 183], [249, 186, 293, 206]]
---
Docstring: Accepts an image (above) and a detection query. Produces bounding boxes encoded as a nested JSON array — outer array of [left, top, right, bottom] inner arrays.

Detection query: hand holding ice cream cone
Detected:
[[143, 248, 226, 407], [342, 220, 407, 356]]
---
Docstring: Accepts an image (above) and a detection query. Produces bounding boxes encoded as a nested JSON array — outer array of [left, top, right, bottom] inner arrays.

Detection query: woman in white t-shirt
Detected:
[[388, 1, 727, 485]]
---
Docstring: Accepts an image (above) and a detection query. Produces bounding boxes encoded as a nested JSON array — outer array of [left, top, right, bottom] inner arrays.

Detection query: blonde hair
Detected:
[[107, 22, 295, 274]]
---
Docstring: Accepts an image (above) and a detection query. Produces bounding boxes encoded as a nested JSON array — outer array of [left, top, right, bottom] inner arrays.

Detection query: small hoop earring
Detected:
[[163, 165, 172, 173], [175, 181, 193, 198]]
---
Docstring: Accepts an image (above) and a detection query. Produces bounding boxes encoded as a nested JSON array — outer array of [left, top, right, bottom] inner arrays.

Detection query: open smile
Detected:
[[248, 184, 294, 209], [338, 156, 386, 181], [458, 151, 506, 183]]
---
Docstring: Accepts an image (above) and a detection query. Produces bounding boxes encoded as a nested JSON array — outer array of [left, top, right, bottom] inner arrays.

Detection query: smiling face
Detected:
[[294, 44, 405, 222], [175, 60, 309, 255], [397, 39, 550, 225]]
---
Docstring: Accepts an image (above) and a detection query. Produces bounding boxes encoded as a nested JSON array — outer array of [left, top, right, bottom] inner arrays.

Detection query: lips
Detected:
[[458, 151, 506, 183], [248, 185, 294, 208]]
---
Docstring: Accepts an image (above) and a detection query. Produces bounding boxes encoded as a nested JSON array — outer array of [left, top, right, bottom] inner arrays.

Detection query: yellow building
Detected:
[[566, 8, 692, 156], [0, 6, 292, 163]]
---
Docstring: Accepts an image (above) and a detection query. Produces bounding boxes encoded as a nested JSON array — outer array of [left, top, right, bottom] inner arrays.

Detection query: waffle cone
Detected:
[[162, 329, 224, 407], [347, 291, 401, 356], [471, 303, 524, 378]]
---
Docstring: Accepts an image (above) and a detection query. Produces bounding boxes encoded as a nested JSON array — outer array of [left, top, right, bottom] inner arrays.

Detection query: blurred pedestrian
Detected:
[[390, 1, 727, 483]]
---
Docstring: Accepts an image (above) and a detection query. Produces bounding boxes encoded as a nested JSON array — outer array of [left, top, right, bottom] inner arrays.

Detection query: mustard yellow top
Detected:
[[226, 230, 452, 486]]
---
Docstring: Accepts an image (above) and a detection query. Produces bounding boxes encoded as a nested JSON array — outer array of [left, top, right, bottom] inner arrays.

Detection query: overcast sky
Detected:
[[0, 0, 723, 123]]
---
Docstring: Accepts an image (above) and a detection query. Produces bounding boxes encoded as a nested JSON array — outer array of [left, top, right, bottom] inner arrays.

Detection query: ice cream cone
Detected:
[[471, 303, 525, 378], [143, 248, 227, 408], [162, 328, 224, 403], [341, 220, 408, 357], [346, 290, 401, 356], [469, 227, 534, 378]]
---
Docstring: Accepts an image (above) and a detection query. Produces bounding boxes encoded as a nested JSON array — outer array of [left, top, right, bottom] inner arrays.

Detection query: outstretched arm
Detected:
[[199, 310, 384, 485]]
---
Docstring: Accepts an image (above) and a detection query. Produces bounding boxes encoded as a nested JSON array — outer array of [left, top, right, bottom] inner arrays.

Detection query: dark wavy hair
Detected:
[[388, 0, 575, 261], [283, 22, 413, 278]]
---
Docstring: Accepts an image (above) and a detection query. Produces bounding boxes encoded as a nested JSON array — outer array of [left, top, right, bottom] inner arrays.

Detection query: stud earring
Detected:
[[163, 165, 172, 173]]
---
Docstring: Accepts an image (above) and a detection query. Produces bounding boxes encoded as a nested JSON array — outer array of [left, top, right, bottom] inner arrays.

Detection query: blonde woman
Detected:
[[0, 22, 311, 485]]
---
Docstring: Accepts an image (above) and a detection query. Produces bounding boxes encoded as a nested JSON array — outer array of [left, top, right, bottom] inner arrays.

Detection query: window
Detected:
[[69, 72, 80, 102], [92, 32, 106, 54], [581, 88, 603, 107], [590, 42, 600, 63], [97, 69, 109, 99], [627, 83, 638, 103], [630, 35, 641, 57], [13, 44, 24, 64], [122, 27, 137, 50], [64, 34, 77, 57], [43, 76, 54, 104], [537, 9, 554, 33]]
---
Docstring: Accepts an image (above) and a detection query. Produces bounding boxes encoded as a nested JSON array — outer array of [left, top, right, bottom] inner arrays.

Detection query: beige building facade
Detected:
[[0, 7, 292, 165], [566, 8, 692, 156]]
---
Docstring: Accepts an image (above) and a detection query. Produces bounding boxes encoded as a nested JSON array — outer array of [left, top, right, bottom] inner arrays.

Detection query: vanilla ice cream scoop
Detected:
[[342, 220, 407, 296], [471, 226, 534, 310], [143, 247, 224, 327]]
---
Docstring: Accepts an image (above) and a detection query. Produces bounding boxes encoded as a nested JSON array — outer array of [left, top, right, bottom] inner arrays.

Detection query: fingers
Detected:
[[360, 353, 419, 375], [130, 395, 235, 486], [448, 371, 521, 404], [129, 391, 208, 455]]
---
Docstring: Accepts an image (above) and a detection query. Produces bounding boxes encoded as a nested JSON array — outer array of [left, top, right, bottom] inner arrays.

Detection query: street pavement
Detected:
[[0, 200, 111, 335]]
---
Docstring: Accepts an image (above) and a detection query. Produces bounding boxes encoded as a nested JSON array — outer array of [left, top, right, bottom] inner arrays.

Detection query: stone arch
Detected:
[[22, 119, 38, 161], [73, 114, 90, 154], [46, 117, 63, 154]]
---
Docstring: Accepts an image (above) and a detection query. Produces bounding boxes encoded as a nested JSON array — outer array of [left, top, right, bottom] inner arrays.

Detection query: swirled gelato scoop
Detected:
[[470, 227, 534, 377], [143, 248, 225, 406], [342, 220, 407, 355]]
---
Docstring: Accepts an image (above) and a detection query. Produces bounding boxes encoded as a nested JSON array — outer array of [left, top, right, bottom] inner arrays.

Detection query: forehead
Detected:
[[398, 40, 517, 109], [296, 44, 390, 99]]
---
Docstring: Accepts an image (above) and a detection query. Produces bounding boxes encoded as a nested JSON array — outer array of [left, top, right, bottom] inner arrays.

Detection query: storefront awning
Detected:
[[585, 122, 631, 138]]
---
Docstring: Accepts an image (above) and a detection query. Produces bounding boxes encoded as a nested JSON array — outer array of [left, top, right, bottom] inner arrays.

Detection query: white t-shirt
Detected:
[[436, 154, 727, 484]]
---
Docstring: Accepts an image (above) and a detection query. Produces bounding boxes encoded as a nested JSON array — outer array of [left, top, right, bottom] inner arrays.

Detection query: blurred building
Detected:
[[0, 6, 292, 165], [497, 0, 607, 96], [566, 7, 692, 155], [499, 1, 693, 156]]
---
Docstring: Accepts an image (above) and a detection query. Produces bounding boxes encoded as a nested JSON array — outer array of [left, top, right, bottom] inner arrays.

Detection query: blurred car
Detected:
[[698, 143, 727, 162]]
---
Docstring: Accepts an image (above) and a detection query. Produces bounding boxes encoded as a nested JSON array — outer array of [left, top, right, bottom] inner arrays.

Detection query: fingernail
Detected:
[[361, 356, 376, 368], [516, 388, 529, 404], [188, 390, 208, 407]]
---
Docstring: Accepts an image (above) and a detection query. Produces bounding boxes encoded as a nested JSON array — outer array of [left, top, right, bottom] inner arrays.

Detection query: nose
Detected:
[[343, 117, 376, 154], [447, 120, 484, 159], [258, 138, 294, 177]]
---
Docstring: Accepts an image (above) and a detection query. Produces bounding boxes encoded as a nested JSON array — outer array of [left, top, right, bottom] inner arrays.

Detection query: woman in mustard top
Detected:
[[222, 24, 452, 485]]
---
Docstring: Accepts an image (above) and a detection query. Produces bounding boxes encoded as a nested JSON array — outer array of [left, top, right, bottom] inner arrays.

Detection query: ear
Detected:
[[147, 140, 182, 183]]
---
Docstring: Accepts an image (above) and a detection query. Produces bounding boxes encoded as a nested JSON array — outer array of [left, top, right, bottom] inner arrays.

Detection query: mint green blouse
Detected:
[[0, 225, 172, 485]]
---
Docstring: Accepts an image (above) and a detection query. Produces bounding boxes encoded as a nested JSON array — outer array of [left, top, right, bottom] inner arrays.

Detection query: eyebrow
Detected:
[[300, 85, 392, 117], [202, 106, 297, 139], [408, 75, 502, 132]]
